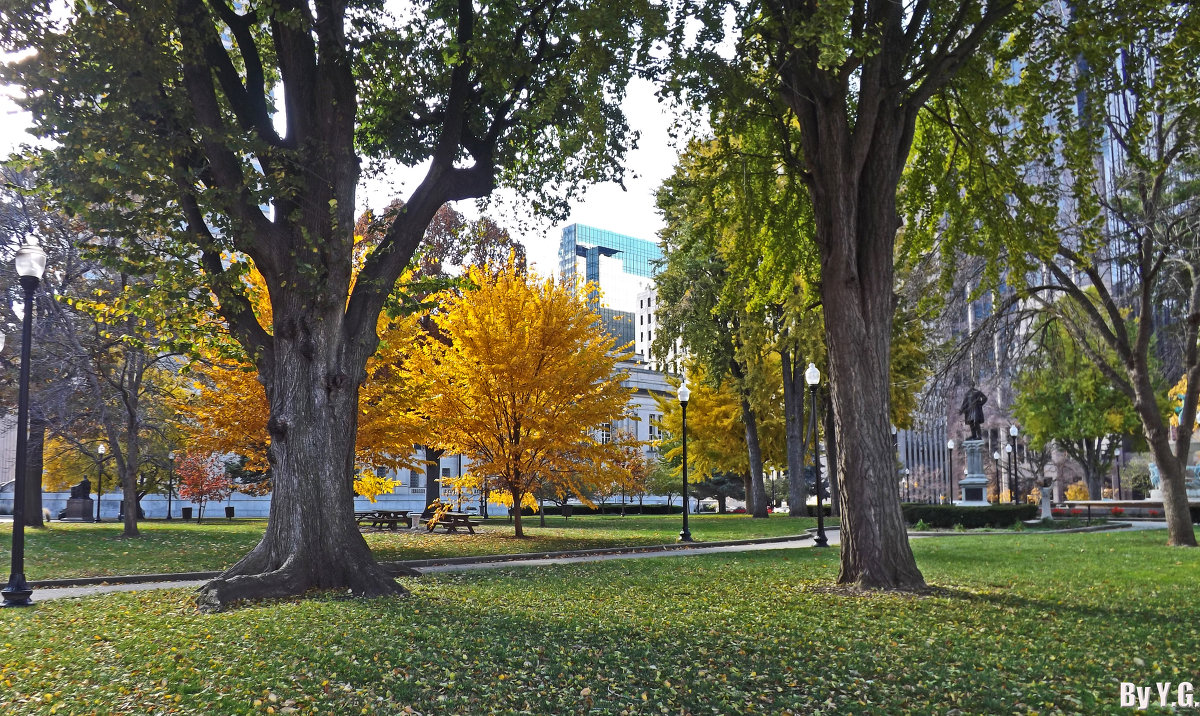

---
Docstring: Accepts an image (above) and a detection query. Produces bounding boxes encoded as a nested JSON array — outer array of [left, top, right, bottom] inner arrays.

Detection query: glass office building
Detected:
[[558, 224, 659, 351], [558, 224, 662, 307]]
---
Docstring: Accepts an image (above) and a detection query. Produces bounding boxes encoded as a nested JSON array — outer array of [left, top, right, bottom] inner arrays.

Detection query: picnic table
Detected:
[[422, 511, 481, 534], [354, 509, 410, 530]]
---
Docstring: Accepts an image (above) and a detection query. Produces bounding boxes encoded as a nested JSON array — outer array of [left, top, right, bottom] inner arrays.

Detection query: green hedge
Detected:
[[901, 503, 1038, 529]]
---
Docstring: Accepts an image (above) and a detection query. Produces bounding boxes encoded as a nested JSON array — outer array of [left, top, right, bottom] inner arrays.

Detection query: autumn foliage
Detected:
[[171, 258, 428, 484], [413, 260, 632, 537], [175, 452, 232, 522]]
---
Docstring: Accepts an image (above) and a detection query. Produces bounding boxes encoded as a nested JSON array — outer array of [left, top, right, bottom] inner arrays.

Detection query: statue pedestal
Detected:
[[958, 439, 990, 507], [58, 497, 94, 521], [1040, 485, 1054, 519]]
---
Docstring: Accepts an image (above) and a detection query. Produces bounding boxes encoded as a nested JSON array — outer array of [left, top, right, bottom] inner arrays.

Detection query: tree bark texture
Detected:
[[1133, 364, 1197, 546], [423, 446, 444, 509], [739, 395, 770, 518], [196, 304, 406, 610], [781, 350, 809, 517], [823, 392, 841, 518], [789, 102, 924, 586]]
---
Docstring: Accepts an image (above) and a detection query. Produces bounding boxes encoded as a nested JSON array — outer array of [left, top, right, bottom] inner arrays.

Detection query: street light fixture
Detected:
[[1114, 445, 1123, 500], [166, 451, 176, 520], [1009, 424, 1019, 504], [3, 241, 47, 607], [946, 439, 955, 505], [677, 379, 692, 543], [992, 451, 1001, 503], [805, 363, 828, 547], [96, 443, 106, 522]]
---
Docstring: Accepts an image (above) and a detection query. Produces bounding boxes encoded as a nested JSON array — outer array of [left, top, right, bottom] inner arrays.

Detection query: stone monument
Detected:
[[958, 439, 991, 506], [58, 477, 94, 521], [957, 383, 990, 506]]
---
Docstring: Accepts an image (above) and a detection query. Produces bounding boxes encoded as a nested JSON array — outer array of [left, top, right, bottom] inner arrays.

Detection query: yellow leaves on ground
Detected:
[[412, 260, 632, 526]]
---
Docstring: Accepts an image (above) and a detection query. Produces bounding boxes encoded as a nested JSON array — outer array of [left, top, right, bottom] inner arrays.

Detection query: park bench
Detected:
[[355, 510, 410, 530], [422, 511, 482, 534]]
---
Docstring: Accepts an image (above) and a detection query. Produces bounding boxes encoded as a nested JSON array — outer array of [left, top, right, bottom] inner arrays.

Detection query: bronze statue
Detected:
[[70, 477, 91, 499], [959, 383, 987, 440]]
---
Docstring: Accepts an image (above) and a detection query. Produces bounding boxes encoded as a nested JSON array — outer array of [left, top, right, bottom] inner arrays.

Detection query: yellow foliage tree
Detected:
[[655, 362, 785, 494], [171, 257, 429, 487], [413, 260, 632, 537]]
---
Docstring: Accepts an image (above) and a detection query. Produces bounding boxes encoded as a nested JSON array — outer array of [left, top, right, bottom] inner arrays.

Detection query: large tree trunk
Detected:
[[22, 416, 46, 528], [802, 110, 924, 589], [423, 446, 445, 509], [119, 389, 142, 537], [1133, 366, 1196, 546], [197, 321, 405, 610], [781, 350, 809, 517], [740, 396, 769, 519], [766, 0, 1013, 589]]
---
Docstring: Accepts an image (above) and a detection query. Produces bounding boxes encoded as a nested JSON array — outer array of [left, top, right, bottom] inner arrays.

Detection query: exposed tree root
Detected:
[[196, 553, 407, 612]]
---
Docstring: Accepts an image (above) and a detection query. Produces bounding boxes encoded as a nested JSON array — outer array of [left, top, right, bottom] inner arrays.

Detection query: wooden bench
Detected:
[[356, 510, 410, 530]]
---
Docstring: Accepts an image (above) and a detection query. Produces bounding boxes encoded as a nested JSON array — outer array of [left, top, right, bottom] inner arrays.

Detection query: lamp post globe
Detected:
[[804, 363, 828, 547], [677, 380, 692, 543], [3, 241, 47, 607]]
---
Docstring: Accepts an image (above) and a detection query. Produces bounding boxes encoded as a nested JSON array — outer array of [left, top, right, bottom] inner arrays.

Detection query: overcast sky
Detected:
[[1, 68, 684, 278]]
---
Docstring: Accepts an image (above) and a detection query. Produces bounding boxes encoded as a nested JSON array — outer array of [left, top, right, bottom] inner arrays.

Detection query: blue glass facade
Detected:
[[558, 224, 662, 286]]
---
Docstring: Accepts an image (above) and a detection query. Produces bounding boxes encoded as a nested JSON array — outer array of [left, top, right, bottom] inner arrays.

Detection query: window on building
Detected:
[[640, 299, 644, 308], [648, 415, 661, 442], [639, 315, 643, 325], [599, 422, 611, 444]]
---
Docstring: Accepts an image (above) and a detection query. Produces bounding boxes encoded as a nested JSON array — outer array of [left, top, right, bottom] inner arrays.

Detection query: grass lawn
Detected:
[[0, 514, 824, 580], [1, 529, 1195, 714]]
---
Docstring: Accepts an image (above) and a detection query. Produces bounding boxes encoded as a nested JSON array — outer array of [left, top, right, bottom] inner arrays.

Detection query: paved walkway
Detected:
[[27, 532, 837, 602], [22, 521, 1171, 603]]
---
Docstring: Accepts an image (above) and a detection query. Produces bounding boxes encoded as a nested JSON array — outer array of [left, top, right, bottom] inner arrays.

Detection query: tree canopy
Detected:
[[412, 260, 632, 537]]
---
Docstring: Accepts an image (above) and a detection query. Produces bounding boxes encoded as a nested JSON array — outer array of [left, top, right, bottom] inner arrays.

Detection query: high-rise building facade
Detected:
[[558, 224, 661, 350]]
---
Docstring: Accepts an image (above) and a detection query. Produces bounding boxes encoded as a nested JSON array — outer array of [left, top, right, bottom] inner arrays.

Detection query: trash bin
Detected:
[[225, 506, 235, 520], [181, 507, 193, 520]]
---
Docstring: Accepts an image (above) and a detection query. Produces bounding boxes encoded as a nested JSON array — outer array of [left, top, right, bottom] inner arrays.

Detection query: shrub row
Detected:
[[901, 503, 1038, 529]]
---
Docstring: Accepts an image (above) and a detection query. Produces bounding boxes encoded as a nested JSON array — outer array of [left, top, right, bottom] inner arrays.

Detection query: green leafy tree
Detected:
[[904, 0, 1200, 545], [1013, 310, 1144, 498], [2, 0, 664, 606], [668, 0, 1017, 588]]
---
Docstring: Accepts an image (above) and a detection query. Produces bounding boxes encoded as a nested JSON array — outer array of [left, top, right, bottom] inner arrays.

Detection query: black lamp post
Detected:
[[1114, 446, 1122, 500], [95, 442, 106, 522], [678, 379, 692, 542], [805, 363, 828, 547], [3, 241, 47, 607], [166, 451, 175, 520], [1008, 424, 1019, 503], [945, 439, 955, 506]]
